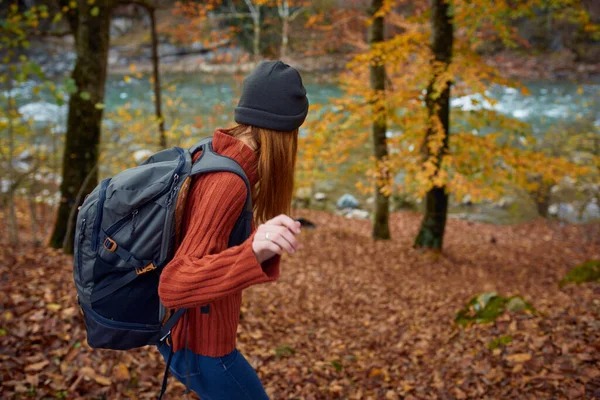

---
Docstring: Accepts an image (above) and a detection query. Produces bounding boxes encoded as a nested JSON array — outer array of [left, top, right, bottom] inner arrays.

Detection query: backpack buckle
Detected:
[[103, 237, 117, 252], [136, 263, 157, 275]]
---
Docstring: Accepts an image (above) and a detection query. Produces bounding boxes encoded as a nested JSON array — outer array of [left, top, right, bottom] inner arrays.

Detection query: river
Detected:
[[16, 74, 600, 224]]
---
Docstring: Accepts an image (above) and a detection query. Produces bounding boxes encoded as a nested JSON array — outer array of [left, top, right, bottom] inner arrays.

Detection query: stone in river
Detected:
[[336, 194, 359, 210]]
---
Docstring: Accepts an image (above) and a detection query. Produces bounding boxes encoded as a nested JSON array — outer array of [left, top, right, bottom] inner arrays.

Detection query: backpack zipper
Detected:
[[77, 217, 86, 278], [91, 178, 111, 252], [130, 209, 139, 236]]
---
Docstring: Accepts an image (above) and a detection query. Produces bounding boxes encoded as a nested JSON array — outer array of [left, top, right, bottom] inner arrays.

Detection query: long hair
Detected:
[[226, 124, 298, 224]]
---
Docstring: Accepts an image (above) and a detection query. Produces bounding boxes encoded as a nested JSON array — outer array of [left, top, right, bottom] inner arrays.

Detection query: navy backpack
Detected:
[[73, 137, 253, 397]]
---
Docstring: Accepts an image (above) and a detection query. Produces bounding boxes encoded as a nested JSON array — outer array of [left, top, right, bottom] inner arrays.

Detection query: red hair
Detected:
[[226, 124, 298, 224]]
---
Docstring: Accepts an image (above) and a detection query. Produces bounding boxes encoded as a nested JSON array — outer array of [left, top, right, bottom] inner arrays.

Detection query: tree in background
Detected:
[[1, 4, 67, 246], [369, 0, 390, 240], [303, 0, 599, 248], [224, 0, 270, 59], [50, 0, 116, 252], [413, 0, 453, 249], [275, 0, 306, 58]]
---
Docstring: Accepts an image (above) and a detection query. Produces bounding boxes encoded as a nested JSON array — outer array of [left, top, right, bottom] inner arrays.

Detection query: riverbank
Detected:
[[30, 36, 600, 82], [108, 50, 600, 82], [1, 209, 598, 398]]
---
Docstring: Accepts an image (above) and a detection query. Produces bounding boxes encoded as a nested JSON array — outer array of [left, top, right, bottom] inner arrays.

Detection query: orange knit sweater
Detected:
[[158, 129, 280, 357]]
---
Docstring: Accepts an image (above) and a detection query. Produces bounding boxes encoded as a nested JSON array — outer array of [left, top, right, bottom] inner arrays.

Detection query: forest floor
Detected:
[[1, 210, 599, 399]]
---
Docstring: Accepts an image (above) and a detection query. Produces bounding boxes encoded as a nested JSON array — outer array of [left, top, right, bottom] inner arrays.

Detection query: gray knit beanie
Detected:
[[234, 61, 309, 132]]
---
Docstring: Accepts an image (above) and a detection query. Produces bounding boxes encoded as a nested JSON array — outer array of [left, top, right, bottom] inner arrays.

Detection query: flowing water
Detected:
[[16, 74, 600, 224]]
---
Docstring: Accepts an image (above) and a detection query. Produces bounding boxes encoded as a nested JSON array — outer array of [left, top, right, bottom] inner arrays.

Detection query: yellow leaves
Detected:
[[46, 303, 61, 312], [123, 75, 131, 83]]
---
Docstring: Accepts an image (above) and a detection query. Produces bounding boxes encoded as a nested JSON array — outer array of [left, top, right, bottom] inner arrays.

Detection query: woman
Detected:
[[157, 61, 309, 399]]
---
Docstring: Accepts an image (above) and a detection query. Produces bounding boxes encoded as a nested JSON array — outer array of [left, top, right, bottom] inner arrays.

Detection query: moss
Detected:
[[274, 345, 296, 359], [487, 335, 513, 350], [455, 292, 537, 327], [560, 260, 600, 288]]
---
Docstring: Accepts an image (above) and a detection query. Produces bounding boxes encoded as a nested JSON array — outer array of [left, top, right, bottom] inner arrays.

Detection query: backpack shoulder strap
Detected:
[[188, 139, 253, 246], [189, 136, 213, 157], [189, 140, 252, 214]]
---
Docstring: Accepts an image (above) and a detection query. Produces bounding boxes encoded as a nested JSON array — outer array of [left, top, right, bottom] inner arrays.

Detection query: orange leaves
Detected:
[[160, 1, 235, 46], [113, 363, 130, 382]]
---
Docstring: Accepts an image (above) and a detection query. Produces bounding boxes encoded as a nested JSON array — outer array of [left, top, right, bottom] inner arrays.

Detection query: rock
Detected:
[[366, 196, 375, 206], [294, 187, 312, 208], [337, 194, 360, 210], [495, 196, 514, 209], [295, 187, 312, 201], [18, 102, 67, 123], [506, 297, 527, 312], [461, 194, 473, 206], [344, 209, 370, 219], [314, 180, 335, 192], [557, 203, 575, 219], [550, 201, 599, 222], [314, 192, 327, 202], [583, 202, 600, 220]]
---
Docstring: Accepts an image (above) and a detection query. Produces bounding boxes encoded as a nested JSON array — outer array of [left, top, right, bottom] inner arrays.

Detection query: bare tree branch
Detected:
[[29, 30, 72, 37]]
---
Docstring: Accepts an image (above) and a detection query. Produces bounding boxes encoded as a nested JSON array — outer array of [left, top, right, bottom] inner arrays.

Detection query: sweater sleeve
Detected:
[[158, 172, 280, 309]]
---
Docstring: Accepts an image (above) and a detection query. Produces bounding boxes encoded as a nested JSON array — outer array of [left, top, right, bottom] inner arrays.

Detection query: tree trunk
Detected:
[[369, 0, 390, 240], [414, 0, 453, 250], [280, 0, 289, 58], [148, 6, 166, 149], [6, 68, 19, 246], [28, 194, 40, 247], [531, 178, 551, 218], [49, 0, 114, 253], [252, 6, 261, 59]]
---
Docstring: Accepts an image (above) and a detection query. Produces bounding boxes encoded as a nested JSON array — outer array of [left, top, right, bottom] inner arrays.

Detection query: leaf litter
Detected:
[[1, 210, 599, 399]]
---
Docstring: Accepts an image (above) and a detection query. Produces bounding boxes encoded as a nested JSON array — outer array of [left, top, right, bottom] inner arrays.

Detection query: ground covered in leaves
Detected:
[[1, 211, 599, 399]]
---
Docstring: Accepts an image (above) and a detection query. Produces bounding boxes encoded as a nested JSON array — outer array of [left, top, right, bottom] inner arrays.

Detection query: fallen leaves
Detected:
[[113, 363, 131, 381], [24, 360, 49, 372], [1, 210, 599, 399], [506, 353, 532, 363]]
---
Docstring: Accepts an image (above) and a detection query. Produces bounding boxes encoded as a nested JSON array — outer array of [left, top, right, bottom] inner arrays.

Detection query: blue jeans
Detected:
[[158, 342, 269, 400]]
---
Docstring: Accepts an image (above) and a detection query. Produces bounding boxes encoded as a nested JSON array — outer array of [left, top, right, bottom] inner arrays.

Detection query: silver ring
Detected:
[[265, 232, 271, 241]]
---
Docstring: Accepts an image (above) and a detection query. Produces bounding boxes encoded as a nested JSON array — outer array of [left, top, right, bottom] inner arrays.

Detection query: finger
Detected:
[[271, 226, 298, 251], [267, 214, 301, 233], [264, 240, 283, 255], [270, 234, 295, 254], [262, 226, 298, 251]]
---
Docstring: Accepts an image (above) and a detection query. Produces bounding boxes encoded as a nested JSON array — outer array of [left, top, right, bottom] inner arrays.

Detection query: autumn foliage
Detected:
[[1, 209, 599, 398], [300, 0, 599, 211]]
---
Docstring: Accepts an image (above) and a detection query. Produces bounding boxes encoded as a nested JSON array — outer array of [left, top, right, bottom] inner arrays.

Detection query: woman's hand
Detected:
[[252, 214, 301, 264]]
